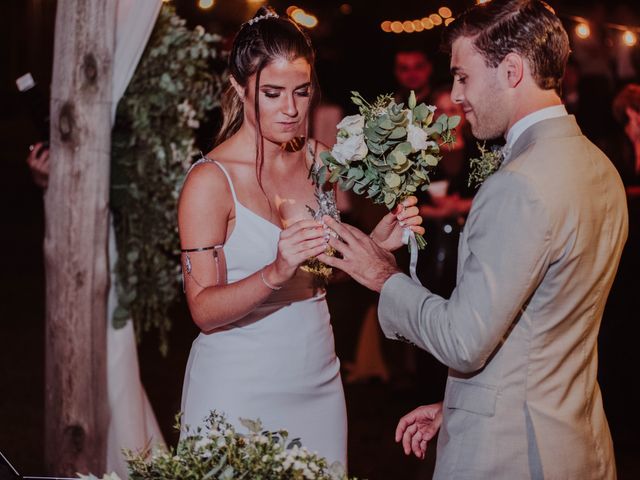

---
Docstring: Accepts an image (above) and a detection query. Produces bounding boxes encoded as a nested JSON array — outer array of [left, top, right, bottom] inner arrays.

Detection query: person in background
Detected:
[[393, 48, 433, 106], [26, 142, 49, 189]]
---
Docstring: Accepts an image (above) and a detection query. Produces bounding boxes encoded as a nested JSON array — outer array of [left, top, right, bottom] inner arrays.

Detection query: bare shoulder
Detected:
[[178, 160, 233, 247], [180, 160, 232, 211]]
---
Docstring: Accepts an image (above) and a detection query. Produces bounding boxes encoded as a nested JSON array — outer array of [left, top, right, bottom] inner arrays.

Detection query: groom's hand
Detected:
[[395, 402, 443, 459], [318, 216, 400, 292]]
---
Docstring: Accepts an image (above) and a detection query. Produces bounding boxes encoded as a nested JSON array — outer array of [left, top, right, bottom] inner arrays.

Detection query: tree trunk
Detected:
[[44, 0, 116, 475]]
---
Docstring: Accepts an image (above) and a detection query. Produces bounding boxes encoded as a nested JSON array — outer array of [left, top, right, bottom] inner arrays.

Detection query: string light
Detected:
[[622, 30, 637, 47], [575, 22, 590, 39], [290, 8, 318, 28], [438, 7, 452, 19], [403, 20, 415, 33], [382, 6, 454, 34], [421, 17, 434, 30], [198, 0, 214, 9], [429, 14, 443, 26]]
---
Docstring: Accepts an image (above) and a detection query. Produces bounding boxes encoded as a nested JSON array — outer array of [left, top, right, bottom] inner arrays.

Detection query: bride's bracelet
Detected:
[[260, 268, 282, 291]]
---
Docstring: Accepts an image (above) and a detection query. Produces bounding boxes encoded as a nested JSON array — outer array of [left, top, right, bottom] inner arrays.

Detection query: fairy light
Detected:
[[575, 22, 590, 39], [381, 21, 392, 33], [622, 30, 638, 47], [403, 20, 415, 33], [198, 0, 214, 9], [391, 21, 403, 34], [445, 17, 455, 27], [476, 0, 491, 4], [290, 8, 318, 28], [421, 17, 434, 29], [438, 7, 452, 19], [430, 14, 443, 26], [413, 20, 425, 32], [286, 6, 298, 16]]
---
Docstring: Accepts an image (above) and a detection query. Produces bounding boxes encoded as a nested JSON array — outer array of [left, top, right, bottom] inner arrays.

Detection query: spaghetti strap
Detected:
[[186, 153, 239, 205], [210, 160, 239, 204]]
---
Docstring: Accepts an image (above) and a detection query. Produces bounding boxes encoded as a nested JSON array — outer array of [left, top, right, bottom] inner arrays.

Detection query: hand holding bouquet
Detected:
[[319, 91, 460, 249]]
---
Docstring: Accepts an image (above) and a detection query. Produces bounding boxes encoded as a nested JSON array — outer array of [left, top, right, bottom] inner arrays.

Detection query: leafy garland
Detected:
[[110, 5, 224, 354]]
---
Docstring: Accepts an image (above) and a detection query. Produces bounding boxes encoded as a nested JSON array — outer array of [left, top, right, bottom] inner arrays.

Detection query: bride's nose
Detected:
[[283, 93, 298, 117]]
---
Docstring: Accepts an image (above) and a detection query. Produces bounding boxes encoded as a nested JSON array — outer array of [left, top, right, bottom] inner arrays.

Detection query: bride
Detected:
[[178, 6, 424, 467]]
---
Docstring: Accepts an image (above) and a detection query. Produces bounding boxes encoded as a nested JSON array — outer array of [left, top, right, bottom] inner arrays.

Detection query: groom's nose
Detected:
[[451, 83, 464, 105]]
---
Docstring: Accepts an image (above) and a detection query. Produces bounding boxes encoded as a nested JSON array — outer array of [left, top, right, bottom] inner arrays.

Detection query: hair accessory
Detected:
[[244, 12, 279, 26]]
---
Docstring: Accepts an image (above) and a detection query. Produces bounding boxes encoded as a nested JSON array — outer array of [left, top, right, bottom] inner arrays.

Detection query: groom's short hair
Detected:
[[443, 0, 570, 95]]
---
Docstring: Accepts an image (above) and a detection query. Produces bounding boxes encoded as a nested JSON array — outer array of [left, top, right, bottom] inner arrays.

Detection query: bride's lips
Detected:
[[278, 121, 299, 131]]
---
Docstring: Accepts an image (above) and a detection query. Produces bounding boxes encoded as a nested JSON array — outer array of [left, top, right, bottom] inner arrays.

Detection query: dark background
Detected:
[[1, 1, 639, 478]]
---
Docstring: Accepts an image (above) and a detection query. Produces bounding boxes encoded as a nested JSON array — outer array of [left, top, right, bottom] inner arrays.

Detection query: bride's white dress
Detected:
[[180, 159, 347, 467]]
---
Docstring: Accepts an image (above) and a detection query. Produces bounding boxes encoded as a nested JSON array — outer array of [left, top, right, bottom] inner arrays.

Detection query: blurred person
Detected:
[[393, 48, 433, 105], [26, 142, 49, 189]]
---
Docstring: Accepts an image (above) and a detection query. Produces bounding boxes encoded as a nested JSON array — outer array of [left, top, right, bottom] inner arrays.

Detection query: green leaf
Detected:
[[413, 103, 429, 123], [389, 126, 407, 140], [423, 154, 439, 166], [448, 115, 461, 129], [347, 167, 364, 180], [395, 142, 413, 156], [384, 172, 401, 188]]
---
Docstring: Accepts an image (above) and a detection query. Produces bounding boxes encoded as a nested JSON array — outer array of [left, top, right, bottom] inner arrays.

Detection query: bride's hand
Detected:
[[395, 402, 443, 459], [264, 219, 327, 286], [370, 196, 425, 251]]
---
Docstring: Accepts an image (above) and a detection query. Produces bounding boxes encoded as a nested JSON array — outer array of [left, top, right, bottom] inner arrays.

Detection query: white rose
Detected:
[[407, 124, 431, 151], [336, 114, 365, 136], [331, 134, 368, 165]]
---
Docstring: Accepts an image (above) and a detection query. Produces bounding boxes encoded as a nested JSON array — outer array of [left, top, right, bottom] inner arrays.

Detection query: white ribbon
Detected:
[[402, 228, 421, 284]]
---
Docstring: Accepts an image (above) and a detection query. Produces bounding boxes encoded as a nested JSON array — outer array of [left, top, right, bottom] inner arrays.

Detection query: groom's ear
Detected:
[[501, 52, 524, 89]]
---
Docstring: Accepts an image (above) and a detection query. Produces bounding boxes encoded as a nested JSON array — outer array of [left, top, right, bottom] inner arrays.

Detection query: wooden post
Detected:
[[44, 0, 116, 475]]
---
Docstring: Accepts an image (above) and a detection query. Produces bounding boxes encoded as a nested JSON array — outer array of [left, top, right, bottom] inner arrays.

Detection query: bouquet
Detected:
[[86, 411, 352, 480], [319, 91, 460, 249]]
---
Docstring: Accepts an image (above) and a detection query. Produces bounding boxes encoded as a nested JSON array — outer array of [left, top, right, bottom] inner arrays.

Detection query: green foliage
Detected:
[[122, 411, 354, 480], [110, 5, 224, 354], [468, 142, 504, 188]]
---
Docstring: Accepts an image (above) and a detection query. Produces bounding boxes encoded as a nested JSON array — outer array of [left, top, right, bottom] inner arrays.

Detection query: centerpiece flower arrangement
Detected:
[[79, 412, 354, 480], [319, 91, 460, 250]]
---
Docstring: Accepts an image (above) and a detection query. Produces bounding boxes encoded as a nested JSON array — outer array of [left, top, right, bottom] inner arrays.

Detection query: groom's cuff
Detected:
[[378, 273, 418, 344]]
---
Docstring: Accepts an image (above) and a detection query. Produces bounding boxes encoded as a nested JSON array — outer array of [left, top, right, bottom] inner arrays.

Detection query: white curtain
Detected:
[[107, 1, 164, 477]]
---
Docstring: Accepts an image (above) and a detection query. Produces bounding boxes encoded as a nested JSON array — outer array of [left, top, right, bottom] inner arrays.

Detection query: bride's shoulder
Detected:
[[180, 154, 232, 212]]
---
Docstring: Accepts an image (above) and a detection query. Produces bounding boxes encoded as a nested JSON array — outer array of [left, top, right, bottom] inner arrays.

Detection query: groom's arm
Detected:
[[378, 170, 552, 373]]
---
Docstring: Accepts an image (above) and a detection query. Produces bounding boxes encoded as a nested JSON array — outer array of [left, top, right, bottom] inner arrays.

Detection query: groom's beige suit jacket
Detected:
[[379, 115, 627, 479]]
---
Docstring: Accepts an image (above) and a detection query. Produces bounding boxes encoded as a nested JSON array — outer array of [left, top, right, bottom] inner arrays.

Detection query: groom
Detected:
[[319, 1, 628, 478]]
